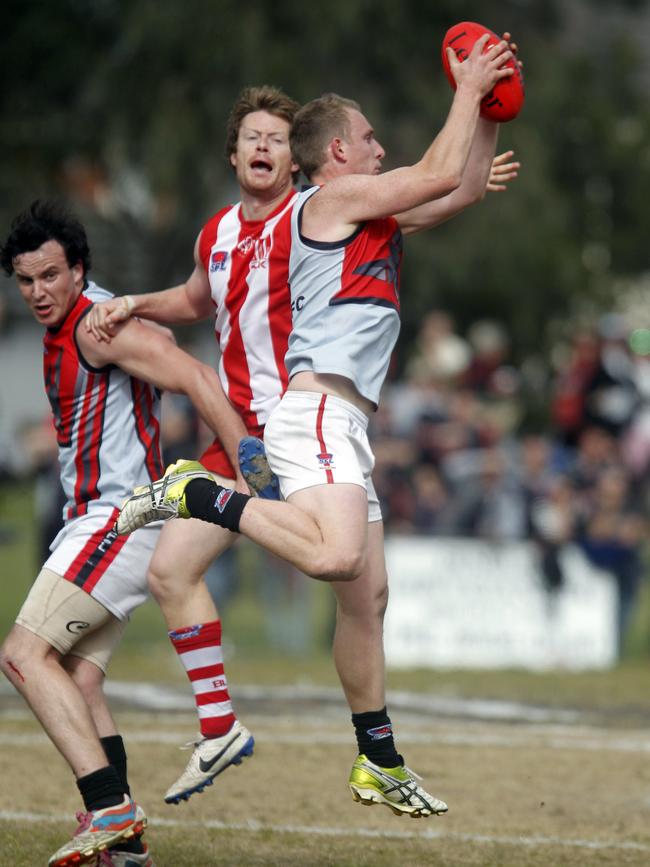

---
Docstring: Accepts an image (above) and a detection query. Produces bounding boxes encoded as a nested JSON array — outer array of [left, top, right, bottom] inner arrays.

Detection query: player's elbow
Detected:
[[447, 171, 464, 193], [433, 171, 463, 198], [471, 184, 488, 204], [459, 185, 487, 210], [179, 361, 218, 400]]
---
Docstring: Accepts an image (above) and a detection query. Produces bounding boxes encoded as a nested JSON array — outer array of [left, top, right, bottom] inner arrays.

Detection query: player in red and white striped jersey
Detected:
[[85, 86, 302, 803], [0, 200, 250, 864]]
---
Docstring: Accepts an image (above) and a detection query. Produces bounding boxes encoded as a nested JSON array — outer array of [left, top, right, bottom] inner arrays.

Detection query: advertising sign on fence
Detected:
[[383, 539, 618, 670]]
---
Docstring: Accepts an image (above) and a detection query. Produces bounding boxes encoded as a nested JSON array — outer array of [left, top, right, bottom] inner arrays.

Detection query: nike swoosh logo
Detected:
[[198, 733, 239, 773]]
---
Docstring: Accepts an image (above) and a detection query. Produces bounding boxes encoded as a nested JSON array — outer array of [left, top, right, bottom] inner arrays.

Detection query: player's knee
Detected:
[[65, 657, 104, 699], [147, 558, 176, 601], [0, 633, 42, 682]]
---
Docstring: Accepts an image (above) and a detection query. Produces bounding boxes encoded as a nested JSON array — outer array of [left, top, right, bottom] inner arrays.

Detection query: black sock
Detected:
[[184, 478, 250, 532], [99, 737, 145, 855], [77, 765, 125, 812], [352, 706, 401, 768], [100, 735, 130, 796]]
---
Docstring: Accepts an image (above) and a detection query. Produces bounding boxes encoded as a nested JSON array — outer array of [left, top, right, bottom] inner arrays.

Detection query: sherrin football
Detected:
[[441, 21, 525, 122]]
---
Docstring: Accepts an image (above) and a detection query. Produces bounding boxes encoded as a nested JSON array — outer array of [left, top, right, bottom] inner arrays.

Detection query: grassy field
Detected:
[[2, 481, 650, 866]]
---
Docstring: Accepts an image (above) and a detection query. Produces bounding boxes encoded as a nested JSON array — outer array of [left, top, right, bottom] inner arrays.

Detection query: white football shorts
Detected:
[[264, 390, 382, 523], [42, 506, 160, 621]]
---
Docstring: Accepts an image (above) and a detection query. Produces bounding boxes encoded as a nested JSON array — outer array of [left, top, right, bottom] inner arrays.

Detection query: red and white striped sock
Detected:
[[168, 620, 236, 738]]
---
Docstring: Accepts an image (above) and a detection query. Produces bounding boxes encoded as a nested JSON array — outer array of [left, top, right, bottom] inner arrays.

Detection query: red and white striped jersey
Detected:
[[44, 282, 163, 522], [198, 190, 297, 431]]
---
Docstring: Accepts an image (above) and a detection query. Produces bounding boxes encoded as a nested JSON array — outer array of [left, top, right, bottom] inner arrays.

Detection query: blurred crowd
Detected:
[[372, 310, 649, 652], [3, 308, 649, 656]]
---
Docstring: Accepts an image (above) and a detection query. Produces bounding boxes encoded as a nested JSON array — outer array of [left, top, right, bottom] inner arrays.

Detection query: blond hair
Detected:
[[290, 93, 361, 180]]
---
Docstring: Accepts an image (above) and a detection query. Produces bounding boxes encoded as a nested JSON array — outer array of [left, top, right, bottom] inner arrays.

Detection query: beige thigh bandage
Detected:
[[15, 567, 125, 672]]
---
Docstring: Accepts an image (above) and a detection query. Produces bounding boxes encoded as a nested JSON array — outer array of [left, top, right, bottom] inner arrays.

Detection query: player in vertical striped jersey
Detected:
[[0, 200, 250, 866], [114, 35, 520, 818], [84, 86, 302, 805]]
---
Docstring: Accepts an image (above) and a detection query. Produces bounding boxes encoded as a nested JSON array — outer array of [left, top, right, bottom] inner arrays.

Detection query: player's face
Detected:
[[231, 110, 298, 197], [341, 109, 385, 175], [13, 240, 84, 327]]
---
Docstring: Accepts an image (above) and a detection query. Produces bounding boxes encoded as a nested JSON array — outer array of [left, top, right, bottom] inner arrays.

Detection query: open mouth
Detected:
[[250, 159, 273, 172]]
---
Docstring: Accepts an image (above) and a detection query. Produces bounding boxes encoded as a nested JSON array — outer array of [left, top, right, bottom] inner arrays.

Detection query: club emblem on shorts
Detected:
[[214, 489, 234, 513], [317, 452, 334, 469], [210, 251, 229, 272]]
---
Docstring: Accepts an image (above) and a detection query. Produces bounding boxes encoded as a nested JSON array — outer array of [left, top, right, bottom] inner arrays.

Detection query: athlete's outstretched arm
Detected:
[[303, 37, 514, 241]]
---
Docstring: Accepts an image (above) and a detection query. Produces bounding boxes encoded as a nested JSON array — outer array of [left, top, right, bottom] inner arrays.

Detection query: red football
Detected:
[[441, 21, 525, 122]]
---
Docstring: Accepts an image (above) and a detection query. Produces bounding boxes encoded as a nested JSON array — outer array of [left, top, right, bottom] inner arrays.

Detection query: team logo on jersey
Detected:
[[317, 452, 335, 469], [210, 251, 229, 272], [236, 235, 271, 269], [211, 677, 227, 690]]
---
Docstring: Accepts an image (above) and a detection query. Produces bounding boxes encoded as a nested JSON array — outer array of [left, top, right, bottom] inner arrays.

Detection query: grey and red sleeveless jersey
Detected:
[[198, 190, 297, 429], [44, 282, 163, 522], [285, 186, 403, 406]]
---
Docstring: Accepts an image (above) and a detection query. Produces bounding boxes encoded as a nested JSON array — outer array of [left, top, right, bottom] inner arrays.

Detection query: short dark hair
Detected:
[[224, 85, 301, 181], [290, 93, 361, 181], [0, 200, 91, 276]]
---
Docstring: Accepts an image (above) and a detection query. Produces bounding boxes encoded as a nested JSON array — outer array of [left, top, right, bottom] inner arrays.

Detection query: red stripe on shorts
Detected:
[[65, 508, 128, 593], [316, 394, 334, 484]]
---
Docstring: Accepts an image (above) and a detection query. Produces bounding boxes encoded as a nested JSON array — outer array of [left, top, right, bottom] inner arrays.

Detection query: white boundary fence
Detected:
[[383, 539, 618, 671]]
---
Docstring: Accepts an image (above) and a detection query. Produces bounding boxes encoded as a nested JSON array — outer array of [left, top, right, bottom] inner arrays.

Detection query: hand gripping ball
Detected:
[[441, 21, 525, 122]]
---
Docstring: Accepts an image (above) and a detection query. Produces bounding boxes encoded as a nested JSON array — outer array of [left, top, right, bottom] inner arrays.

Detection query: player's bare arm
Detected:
[[302, 36, 513, 242], [395, 118, 503, 235], [85, 232, 213, 341], [78, 317, 248, 478]]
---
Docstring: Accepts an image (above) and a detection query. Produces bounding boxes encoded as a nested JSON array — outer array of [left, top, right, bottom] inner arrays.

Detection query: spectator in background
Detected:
[[583, 314, 640, 438], [570, 425, 620, 494], [411, 464, 450, 535], [528, 473, 577, 594], [575, 466, 646, 652], [551, 329, 602, 447], [462, 318, 509, 396], [405, 310, 471, 390], [439, 445, 525, 541]]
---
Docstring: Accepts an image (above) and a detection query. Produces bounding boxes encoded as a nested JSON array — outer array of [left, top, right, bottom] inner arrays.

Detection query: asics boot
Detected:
[[349, 754, 448, 818], [116, 460, 213, 534]]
